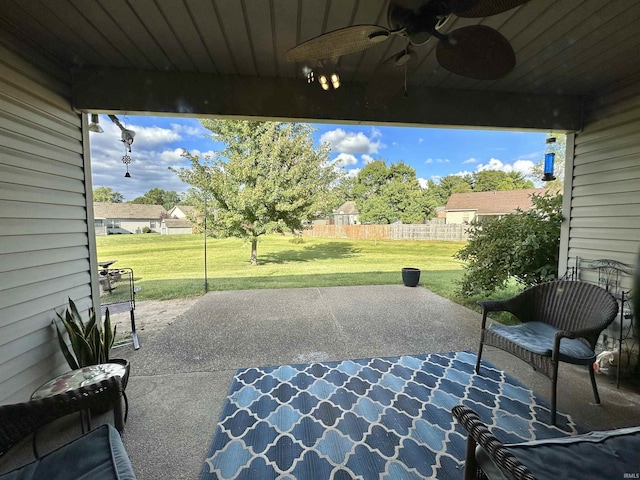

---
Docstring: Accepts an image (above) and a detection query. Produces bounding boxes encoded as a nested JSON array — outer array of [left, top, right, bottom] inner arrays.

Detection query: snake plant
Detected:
[[53, 298, 116, 370]]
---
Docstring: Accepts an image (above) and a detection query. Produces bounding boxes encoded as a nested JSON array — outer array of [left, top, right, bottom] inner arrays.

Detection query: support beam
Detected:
[[73, 68, 583, 131]]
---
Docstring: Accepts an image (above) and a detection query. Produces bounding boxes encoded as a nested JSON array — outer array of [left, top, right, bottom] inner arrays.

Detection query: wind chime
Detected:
[[107, 115, 136, 177], [120, 129, 135, 178]]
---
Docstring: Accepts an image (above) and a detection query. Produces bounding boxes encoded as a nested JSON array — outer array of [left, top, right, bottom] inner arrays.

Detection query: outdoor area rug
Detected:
[[201, 351, 582, 479]]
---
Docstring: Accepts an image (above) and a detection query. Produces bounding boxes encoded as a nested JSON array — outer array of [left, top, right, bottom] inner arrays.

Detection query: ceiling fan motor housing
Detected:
[[388, 0, 451, 45]]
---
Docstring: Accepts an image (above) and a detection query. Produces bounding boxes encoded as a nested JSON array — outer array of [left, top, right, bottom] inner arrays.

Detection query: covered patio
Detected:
[[6, 285, 637, 479], [1, 0, 640, 478]]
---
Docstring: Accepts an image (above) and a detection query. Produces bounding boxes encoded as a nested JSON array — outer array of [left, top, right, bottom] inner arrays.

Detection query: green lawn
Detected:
[[96, 233, 522, 318], [96, 234, 465, 298]]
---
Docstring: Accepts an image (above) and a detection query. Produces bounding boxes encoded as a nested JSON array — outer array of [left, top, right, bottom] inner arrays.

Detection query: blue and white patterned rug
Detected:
[[201, 351, 581, 479]]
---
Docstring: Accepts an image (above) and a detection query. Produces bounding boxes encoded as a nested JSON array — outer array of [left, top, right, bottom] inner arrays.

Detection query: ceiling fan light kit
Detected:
[[285, 0, 529, 107]]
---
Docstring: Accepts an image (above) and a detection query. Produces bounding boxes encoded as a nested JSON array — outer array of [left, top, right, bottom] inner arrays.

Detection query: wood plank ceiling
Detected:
[[1, 0, 639, 127]]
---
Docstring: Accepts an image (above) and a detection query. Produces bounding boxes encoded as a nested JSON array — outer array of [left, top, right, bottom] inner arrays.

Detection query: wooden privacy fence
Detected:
[[304, 223, 470, 241]]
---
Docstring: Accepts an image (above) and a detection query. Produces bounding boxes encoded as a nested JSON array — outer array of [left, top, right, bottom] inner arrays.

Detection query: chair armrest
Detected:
[[477, 299, 510, 313], [477, 298, 521, 329], [452, 405, 535, 480]]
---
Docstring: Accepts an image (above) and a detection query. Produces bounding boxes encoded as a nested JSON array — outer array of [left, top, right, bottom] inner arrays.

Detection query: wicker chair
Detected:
[[475, 280, 619, 425], [452, 404, 640, 480], [0, 376, 124, 458]]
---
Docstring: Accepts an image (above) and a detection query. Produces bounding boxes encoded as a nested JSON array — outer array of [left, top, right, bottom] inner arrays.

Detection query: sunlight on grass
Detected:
[[96, 233, 524, 322], [97, 234, 465, 298]]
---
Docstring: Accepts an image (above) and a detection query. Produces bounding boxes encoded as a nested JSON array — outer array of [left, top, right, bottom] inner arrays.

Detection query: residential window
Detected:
[[107, 219, 120, 228], [150, 220, 157, 228]]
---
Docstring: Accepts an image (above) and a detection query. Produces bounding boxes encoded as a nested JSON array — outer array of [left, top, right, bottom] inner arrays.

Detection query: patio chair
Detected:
[[452, 404, 640, 480], [0, 376, 135, 479], [475, 280, 619, 425]]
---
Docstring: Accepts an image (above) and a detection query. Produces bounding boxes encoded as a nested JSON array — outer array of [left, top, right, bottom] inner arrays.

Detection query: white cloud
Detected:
[[450, 170, 473, 177], [512, 159, 535, 175], [462, 157, 478, 164], [361, 154, 375, 164], [170, 122, 207, 137], [425, 158, 450, 164], [132, 125, 182, 149], [331, 153, 358, 168], [417, 177, 428, 188], [346, 168, 361, 177], [476, 157, 535, 175], [89, 119, 193, 201], [319, 128, 383, 154]]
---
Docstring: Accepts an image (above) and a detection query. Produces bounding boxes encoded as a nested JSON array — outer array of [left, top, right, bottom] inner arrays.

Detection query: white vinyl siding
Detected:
[[561, 78, 640, 292], [0, 43, 95, 403]]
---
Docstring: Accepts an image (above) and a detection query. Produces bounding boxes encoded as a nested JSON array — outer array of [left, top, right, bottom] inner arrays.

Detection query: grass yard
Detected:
[[96, 234, 465, 298], [96, 233, 523, 318]]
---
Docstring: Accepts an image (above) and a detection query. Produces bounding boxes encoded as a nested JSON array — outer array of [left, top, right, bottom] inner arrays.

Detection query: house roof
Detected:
[[162, 219, 192, 228], [444, 189, 548, 215], [334, 201, 358, 215], [93, 203, 166, 219], [168, 205, 197, 217], [5, 2, 640, 132]]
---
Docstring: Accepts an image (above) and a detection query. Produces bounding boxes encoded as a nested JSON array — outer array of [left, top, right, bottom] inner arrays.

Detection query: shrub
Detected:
[[455, 191, 563, 296], [142, 226, 152, 233]]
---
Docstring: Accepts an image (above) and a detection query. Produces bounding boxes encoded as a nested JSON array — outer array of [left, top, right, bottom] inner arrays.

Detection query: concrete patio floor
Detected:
[[3, 285, 639, 479]]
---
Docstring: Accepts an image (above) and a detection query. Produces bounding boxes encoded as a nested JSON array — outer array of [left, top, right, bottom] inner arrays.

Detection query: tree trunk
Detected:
[[250, 237, 258, 265]]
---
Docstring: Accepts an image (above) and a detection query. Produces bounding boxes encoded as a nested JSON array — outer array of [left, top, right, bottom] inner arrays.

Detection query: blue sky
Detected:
[[89, 114, 549, 201]]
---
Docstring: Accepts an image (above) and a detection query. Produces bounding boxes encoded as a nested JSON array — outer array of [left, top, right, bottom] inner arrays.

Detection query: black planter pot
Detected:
[[402, 267, 421, 287]]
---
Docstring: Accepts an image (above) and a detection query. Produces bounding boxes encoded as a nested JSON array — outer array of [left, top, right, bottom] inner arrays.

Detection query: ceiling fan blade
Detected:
[[453, 0, 529, 18], [284, 25, 391, 63], [365, 49, 419, 109], [436, 25, 515, 80]]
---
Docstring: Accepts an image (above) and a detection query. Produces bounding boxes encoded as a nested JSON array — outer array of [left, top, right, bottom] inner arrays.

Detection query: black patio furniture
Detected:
[[0, 374, 134, 479], [0, 376, 125, 460], [452, 404, 640, 480], [475, 280, 619, 425], [100, 267, 141, 349]]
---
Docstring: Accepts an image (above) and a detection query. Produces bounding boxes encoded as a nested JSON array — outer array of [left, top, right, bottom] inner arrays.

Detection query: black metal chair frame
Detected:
[[99, 267, 141, 349], [475, 280, 619, 425]]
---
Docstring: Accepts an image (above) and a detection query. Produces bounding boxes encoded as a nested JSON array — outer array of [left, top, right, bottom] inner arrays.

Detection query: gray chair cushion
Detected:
[[488, 321, 595, 364], [476, 426, 640, 480], [0, 424, 136, 480]]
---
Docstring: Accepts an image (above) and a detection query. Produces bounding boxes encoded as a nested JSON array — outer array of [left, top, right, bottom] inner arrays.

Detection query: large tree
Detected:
[[352, 161, 433, 224], [93, 186, 123, 203], [471, 170, 534, 192], [174, 120, 336, 265], [130, 188, 182, 210], [423, 175, 473, 206]]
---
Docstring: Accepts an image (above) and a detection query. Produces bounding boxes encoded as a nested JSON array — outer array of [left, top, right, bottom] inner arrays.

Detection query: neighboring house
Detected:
[[168, 205, 197, 219], [444, 189, 547, 224], [435, 206, 446, 219], [161, 218, 193, 235], [332, 201, 359, 226], [92, 203, 167, 234]]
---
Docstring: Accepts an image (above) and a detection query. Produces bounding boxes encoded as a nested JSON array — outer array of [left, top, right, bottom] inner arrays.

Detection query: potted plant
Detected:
[[52, 298, 117, 369]]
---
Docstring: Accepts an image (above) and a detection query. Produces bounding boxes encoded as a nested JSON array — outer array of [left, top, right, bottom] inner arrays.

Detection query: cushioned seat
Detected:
[[475, 280, 619, 425], [487, 322, 595, 363], [491, 426, 640, 480], [453, 404, 640, 480], [0, 425, 135, 480]]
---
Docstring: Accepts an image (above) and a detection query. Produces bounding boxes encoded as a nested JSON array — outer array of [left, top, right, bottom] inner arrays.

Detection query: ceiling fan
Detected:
[[285, 0, 529, 108]]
